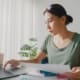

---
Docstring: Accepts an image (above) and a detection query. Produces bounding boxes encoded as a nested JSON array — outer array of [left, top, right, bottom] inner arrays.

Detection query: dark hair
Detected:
[[43, 4, 73, 25]]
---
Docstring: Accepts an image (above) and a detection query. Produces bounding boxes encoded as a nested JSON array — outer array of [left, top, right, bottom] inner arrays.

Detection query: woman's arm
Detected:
[[3, 51, 46, 70], [19, 51, 47, 63]]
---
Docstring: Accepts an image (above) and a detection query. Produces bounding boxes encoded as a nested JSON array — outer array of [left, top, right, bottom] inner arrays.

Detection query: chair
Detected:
[[41, 57, 48, 64]]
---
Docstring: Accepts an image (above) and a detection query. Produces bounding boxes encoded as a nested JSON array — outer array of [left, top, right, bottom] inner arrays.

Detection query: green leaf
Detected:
[[29, 38, 37, 41], [20, 44, 31, 50], [18, 52, 29, 57]]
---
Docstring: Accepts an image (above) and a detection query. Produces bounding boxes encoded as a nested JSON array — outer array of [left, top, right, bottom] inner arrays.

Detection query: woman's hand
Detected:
[[63, 67, 80, 80], [3, 59, 20, 71]]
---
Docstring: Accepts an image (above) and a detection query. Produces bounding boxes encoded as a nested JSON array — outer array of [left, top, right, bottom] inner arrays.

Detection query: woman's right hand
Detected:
[[3, 59, 20, 71]]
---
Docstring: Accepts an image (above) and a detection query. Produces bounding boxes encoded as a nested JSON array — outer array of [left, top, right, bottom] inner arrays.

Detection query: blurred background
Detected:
[[0, 0, 80, 63]]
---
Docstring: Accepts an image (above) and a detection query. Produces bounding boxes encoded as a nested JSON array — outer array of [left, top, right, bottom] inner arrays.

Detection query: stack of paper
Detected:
[[19, 63, 70, 80]]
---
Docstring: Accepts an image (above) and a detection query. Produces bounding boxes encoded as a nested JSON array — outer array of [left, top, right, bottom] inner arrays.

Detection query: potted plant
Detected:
[[18, 38, 38, 60]]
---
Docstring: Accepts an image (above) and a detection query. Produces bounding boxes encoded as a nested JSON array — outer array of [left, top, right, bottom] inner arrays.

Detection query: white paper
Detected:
[[22, 63, 70, 73], [19, 63, 70, 80]]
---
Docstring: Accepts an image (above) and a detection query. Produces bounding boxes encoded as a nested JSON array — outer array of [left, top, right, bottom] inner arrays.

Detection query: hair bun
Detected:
[[66, 15, 73, 25]]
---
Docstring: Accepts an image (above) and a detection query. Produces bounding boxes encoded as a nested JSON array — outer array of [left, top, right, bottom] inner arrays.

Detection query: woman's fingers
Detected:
[[62, 67, 80, 79], [72, 67, 80, 73], [3, 59, 19, 71], [3, 60, 10, 71]]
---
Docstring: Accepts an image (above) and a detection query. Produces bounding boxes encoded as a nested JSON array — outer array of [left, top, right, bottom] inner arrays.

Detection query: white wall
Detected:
[[0, 0, 34, 60], [0, 0, 80, 60], [34, 0, 80, 46]]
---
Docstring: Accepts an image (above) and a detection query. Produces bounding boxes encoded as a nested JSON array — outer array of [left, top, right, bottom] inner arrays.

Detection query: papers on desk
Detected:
[[22, 63, 70, 73], [19, 63, 70, 80]]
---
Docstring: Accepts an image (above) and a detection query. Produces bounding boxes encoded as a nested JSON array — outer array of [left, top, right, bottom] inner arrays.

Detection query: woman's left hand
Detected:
[[63, 67, 80, 80]]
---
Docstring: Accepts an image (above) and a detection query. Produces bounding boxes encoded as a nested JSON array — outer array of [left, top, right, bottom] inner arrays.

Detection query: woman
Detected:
[[3, 4, 80, 79]]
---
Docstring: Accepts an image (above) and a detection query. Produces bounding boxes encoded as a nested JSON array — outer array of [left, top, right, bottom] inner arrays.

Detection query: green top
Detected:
[[41, 33, 80, 68]]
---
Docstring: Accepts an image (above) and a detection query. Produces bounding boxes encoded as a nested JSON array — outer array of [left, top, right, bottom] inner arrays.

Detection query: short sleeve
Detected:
[[70, 33, 80, 68], [70, 44, 80, 68], [40, 35, 49, 54]]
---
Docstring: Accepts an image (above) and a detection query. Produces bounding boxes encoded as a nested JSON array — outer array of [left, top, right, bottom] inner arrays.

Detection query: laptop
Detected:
[[0, 66, 26, 79]]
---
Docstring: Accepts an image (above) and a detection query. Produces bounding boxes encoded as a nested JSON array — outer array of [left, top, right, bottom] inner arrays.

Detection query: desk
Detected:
[[3, 76, 19, 80], [3, 75, 67, 80], [3, 63, 70, 80]]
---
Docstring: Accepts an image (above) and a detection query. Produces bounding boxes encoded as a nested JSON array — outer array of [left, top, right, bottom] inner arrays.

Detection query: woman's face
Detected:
[[44, 12, 66, 34]]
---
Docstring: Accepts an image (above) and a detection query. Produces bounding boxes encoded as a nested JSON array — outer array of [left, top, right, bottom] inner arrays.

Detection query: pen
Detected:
[[40, 70, 58, 77], [40, 70, 68, 79]]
